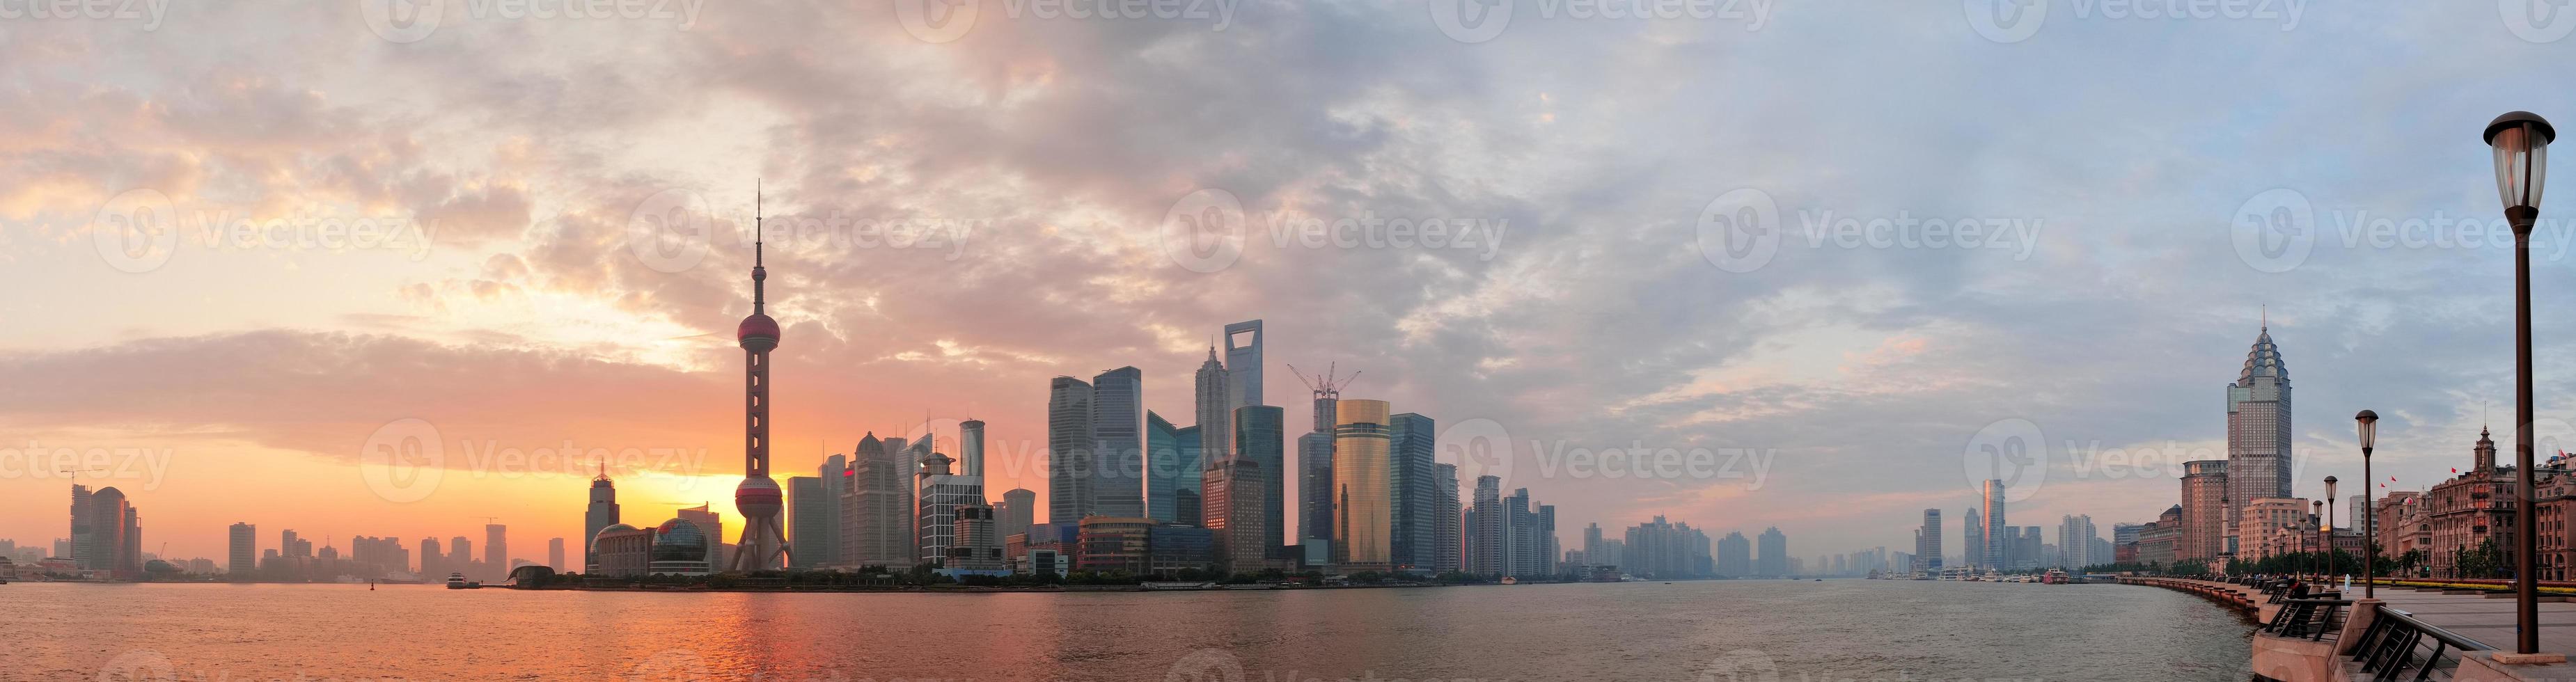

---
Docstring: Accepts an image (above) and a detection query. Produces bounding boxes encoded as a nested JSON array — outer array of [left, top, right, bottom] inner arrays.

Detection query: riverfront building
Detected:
[[2226, 324, 2294, 555]]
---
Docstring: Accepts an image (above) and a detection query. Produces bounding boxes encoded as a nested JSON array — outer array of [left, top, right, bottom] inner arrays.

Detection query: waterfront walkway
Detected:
[[2123, 577, 2576, 681]]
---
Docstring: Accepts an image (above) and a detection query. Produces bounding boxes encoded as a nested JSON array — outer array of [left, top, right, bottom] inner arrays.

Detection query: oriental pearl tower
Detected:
[[730, 184, 790, 572]]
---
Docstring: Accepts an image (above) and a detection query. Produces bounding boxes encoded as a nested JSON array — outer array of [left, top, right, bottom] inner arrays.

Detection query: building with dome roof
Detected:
[[588, 523, 650, 578], [648, 518, 712, 576], [2224, 322, 2292, 555]]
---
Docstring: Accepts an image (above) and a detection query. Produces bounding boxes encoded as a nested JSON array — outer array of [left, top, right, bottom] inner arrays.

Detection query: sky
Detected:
[[7, 1, 2576, 566]]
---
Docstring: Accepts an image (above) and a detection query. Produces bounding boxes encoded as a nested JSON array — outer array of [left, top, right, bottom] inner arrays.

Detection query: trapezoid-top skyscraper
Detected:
[[731, 188, 790, 572], [2224, 322, 2291, 555]]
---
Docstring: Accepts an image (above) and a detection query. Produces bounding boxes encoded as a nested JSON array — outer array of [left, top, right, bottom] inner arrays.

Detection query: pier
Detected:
[[2122, 576, 2576, 681]]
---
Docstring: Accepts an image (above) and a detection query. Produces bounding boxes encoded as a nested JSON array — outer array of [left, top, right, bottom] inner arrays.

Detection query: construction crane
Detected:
[[1287, 362, 1360, 399]]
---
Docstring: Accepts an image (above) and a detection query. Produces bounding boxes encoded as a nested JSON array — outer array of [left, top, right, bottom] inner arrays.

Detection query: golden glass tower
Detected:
[[1333, 399, 1392, 571]]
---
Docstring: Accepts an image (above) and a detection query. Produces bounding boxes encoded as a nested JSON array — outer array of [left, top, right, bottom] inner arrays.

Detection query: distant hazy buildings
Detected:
[[787, 475, 829, 569], [1624, 516, 1711, 579], [1756, 527, 1788, 577], [1715, 531, 1750, 576], [1980, 480, 2006, 569], [2056, 514, 2097, 569], [1432, 462, 1461, 573], [1915, 509, 1942, 573], [229, 522, 256, 576]]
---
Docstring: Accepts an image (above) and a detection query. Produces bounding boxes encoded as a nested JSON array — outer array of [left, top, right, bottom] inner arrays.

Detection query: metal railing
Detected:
[[2266, 598, 2353, 641], [2346, 606, 2495, 682]]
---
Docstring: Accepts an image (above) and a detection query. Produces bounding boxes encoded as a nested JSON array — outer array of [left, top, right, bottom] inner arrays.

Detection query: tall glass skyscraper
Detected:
[[1145, 411, 1204, 525], [1333, 399, 1393, 571], [1981, 479, 2006, 569], [1223, 319, 1264, 411], [1433, 463, 1461, 573], [1047, 376, 1094, 523], [1388, 412, 1436, 572], [786, 476, 828, 569], [1092, 367, 1145, 518], [1234, 404, 1286, 557]]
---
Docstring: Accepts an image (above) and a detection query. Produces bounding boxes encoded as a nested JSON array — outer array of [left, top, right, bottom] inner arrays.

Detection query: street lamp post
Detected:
[[2358, 410, 2380, 598], [2488, 110, 2554, 655], [2318, 496, 2339, 581], [2327, 476, 2341, 582]]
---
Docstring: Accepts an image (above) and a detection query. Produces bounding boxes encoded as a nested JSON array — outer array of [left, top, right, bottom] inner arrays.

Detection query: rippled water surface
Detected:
[[6, 579, 2257, 681]]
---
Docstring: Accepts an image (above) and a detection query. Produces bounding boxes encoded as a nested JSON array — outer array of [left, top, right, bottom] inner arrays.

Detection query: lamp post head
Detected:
[[2486, 111, 2554, 219], [2356, 409, 2379, 454], [2325, 475, 2338, 500]]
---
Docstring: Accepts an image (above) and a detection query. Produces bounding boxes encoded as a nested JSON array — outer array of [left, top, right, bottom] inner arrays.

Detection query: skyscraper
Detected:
[[2181, 459, 2229, 560], [787, 475, 830, 569], [1333, 399, 1394, 571], [1046, 376, 1096, 523], [1299, 430, 1334, 544], [1981, 480, 2006, 569], [1145, 411, 1203, 525], [1963, 505, 1984, 569], [959, 420, 987, 480], [2055, 514, 2096, 569], [1466, 475, 1502, 576], [2227, 323, 2292, 553], [68, 484, 93, 570], [1092, 366, 1145, 518], [547, 537, 566, 572], [1388, 412, 1436, 572], [1756, 527, 1788, 577], [1716, 531, 1750, 576], [1236, 404, 1287, 557], [1202, 452, 1269, 574], [1584, 523, 1605, 566], [1224, 319, 1264, 413], [998, 488, 1036, 544], [583, 464, 620, 573], [485, 523, 508, 582], [1196, 345, 1232, 468], [842, 434, 916, 567], [1432, 463, 1461, 573], [811, 453, 844, 565], [228, 522, 256, 576], [917, 444, 979, 566], [1916, 509, 1942, 573], [729, 189, 791, 572]]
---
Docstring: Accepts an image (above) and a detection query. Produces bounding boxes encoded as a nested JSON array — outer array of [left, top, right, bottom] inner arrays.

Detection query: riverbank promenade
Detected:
[[2123, 576, 2576, 681]]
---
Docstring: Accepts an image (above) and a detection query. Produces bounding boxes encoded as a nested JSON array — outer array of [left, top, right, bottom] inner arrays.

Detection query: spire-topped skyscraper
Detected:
[[2224, 321, 2292, 555], [732, 184, 790, 572]]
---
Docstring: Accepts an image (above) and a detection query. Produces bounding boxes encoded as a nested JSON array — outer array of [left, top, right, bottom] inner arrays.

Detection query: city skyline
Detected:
[[15, 6, 2576, 569]]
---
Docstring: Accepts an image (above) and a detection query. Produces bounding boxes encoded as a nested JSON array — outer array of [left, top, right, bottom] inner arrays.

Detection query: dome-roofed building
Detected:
[[588, 523, 651, 578], [648, 518, 712, 576]]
